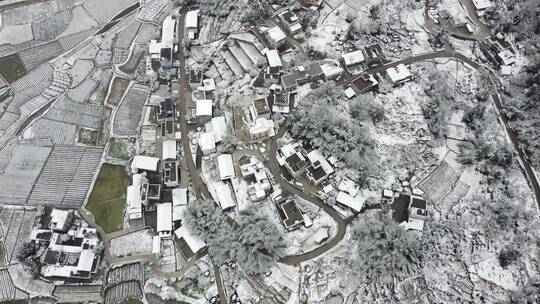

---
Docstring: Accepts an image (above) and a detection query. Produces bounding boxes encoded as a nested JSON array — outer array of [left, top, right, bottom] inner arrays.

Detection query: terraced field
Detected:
[[0, 140, 53, 205], [45, 95, 103, 129], [113, 84, 150, 136], [104, 281, 143, 304], [418, 161, 461, 203], [107, 262, 145, 285], [0, 208, 36, 264], [0, 269, 16, 301], [27, 145, 103, 207]]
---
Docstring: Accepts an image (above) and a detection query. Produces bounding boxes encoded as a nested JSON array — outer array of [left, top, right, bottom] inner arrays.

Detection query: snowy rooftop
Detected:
[[173, 187, 188, 206], [157, 203, 172, 235], [214, 182, 236, 210], [162, 139, 177, 160], [126, 174, 146, 219], [132, 155, 160, 172], [49, 209, 71, 231], [386, 64, 412, 83], [321, 63, 343, 79], [344, 87, 356, 99], [209, 116, 227, 142], [267, 26, 286, 42], [196, 99, 213, 116], [472, 0, 493, 10], [306, 150, 334, 175], [186, 10, 199, 28], [249, 117, 275, 136], [199, 132, 216, 152], [336, 191, 364, 212], [162, 15, 176, 49], [264, 48, 282, 68], [203, 78, 216, 91], [174, 226, 206, 254], [341, 50, 365, 66], [217, 154, 235, 181]]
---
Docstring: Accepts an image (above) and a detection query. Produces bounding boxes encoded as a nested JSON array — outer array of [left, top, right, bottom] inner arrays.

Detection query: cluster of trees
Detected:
[[183, 200, 286, 274], [347, 0, 422, 37], [288, 84, 378, 183], [480, 0, 540, 168], [420, 69, 454, 139], [17, 242, 41, 277], [349, 211, 422, 286]]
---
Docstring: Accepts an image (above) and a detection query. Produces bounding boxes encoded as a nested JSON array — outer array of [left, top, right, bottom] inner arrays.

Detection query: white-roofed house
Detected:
[[203, 78, 216, 91], [172, 187, 188, 222], [212, 182, 236, 210], [174, 226, 207, 259], [161, 15, 176, 49], [162, 139, 177, 160], [472, 0, 492, 10], [208, 116, 227, 143], [321, 63, 344, 80], [131, 155, 160, 173], [157, 203, 173, 238], [278, 11, 302, 34], [263, 48, 282, 68], [217, 154, 235, 181], [149, 40, 163, 59], [341, 50, 365, 75], [185, 10, 199, 39], [336, 191, 364, 212], [199, 132, 216, 155], [196, 99, 212, 123], [126, 174, 149, 221], [386, 64, 412, 85], [247, 117, 275, 143], [49, 209, 73, 232], [266, 26, 287, 48], [305, 150, 334, 185]]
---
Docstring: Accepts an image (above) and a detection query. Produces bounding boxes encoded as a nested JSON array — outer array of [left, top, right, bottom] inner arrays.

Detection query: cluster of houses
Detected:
[[147, 15, 179, 82], [126, 10, 208, 261], [29, 209, 101, 280], [480, 32, 516, 72]]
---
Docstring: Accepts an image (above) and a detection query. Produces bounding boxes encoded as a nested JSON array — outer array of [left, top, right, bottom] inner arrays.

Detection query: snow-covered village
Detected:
[[0, 0, 538, 303]]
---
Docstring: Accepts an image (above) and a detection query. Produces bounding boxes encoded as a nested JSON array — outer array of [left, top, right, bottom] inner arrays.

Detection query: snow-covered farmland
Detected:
[[26, 145, 103, 207], [0, 140, 52, 205], [113, 84, 150, 136], [109, 229, 153, 257]]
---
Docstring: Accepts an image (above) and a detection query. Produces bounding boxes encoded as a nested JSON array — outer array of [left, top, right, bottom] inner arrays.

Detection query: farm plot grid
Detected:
[[418, 161, 461, 203], [26, 145, 103, 207], [107, 262, 145, 285], [53, 285, 102, 303], [0, 140, 53, 205], [113, 84, 150, 136], [67, 77, 100, 103], [19, 40, 64, 71], [45, 95, 103, 129], [0, 269, 16, 301], [104, 280, 143, 304], [58, 28, 97, 51], [0, 208, 36, 265], [27, 118, 77, 145]]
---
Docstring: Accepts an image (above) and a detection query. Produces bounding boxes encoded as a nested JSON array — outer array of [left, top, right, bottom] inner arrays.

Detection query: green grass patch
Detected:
[[0, 53, 28, 83], [86, 163, 128, 233], [180, 279, 204, 299]]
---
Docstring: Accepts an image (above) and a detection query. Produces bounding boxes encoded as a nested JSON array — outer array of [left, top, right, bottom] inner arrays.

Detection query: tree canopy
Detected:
[[183, 200, 285, 274]]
